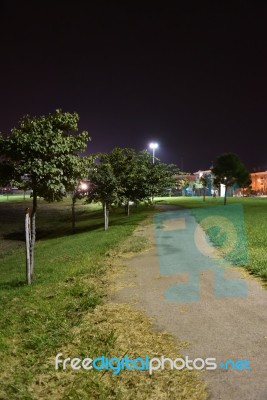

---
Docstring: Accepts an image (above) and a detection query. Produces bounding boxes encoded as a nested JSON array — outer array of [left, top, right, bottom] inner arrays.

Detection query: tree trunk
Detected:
[[30, 192, 37, 279], [224, 185, 227, 205], [126, 201, 130, 216], [203, 187, 206, 202], [25, 209, 31, 285], [104, 202, 109, 230], [71, 196, 76, 234], [104, 202, 106, 230]]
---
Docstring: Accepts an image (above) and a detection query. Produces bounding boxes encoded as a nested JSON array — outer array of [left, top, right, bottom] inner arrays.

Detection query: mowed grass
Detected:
[[0, 197, 103, 285], [155, 196, 267, 280], [0, 194, 30, 202], [0, 197, 207, 400]]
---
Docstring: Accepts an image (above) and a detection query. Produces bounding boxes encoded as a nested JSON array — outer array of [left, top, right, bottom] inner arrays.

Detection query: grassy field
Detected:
[[0, 197, 207, 400], [155, 196, 267, 280]]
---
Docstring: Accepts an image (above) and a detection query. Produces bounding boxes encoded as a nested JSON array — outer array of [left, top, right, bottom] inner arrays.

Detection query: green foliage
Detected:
[[212, 153, 250, 204], [0, 160, 14, 187], [0, 109, 90, 201], [212, 153, 249, 188], [87, 153, 119, 209], [0, 109, 91, 281], [87, 148, 179, 210], [108, 147, 142, 204], [236, 165, 252, 190], [137, 150, 179, 199]]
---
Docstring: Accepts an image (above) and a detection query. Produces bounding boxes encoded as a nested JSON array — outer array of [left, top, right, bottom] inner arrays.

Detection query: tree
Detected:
[[212, 153, 250, 205], [236, 166, 252, 196], [0, 159, 14, 199], [68, 158, 92, 234], [109, 149, 178, 207], [200, 173, 212, 202], [87, 154, 119, 230], [106, 148, 138, 216], [0, 109, 90, 283], [106, 148, 164, 214], [87, 148, 179, 228], [138, 150, 178, 201], [0, 160, 13, 187]]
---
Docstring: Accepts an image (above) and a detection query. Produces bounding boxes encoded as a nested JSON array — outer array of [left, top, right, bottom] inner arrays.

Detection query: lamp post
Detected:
[[149, 142, 158, 164], [148, 142, 158, 202]]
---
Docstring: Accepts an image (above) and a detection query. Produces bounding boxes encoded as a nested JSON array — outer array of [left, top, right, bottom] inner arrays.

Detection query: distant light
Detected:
[[148, 142, 159, 164], [149, 142, 159, 150], [80, 182, 88, 190]]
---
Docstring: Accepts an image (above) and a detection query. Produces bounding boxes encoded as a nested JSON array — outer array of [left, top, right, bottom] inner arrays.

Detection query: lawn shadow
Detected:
[[2, 207, 153, 243], [0, 279, 27, 290]]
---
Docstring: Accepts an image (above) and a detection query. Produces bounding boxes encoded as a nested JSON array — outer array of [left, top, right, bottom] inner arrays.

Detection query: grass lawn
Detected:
[[0, 197, 207, 400], [155, 196, 267, 280]]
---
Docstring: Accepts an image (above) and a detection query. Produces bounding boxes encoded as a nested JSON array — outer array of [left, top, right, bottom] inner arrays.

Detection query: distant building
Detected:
[[193, 169, 212, 180], [172, 168, 267, 197], [193, 169, 216, 196], [250, 171, 267, 194], [173, 174, 196, 196]]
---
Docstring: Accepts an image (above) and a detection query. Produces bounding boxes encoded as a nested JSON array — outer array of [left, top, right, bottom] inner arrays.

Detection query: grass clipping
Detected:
[[32, 303, 208, 400], [86, 303, 207, 400]]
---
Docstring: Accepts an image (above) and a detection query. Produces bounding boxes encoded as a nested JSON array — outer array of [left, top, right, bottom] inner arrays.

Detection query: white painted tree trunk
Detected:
[[30, 193, 37, 279], [25, 209, 31, 285], [104, 202, 109, 230]]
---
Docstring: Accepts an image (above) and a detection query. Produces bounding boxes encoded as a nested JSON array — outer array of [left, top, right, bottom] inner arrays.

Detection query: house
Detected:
[[250, 171, 267, 194]]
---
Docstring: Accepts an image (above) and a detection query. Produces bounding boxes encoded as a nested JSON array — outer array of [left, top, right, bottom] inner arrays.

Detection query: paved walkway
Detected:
[[111, 205, 267, 400]]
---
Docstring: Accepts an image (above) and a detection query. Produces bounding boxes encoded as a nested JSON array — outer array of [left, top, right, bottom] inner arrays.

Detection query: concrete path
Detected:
[[111, 205, 267, 400]]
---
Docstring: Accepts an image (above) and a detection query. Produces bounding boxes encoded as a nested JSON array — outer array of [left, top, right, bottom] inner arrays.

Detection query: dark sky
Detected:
[[0, 1, 266, 172]]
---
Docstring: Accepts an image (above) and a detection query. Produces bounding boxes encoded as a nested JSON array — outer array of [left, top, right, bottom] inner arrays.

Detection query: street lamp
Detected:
[[79, 182, 88, 191], [149, 142, 159, 164]]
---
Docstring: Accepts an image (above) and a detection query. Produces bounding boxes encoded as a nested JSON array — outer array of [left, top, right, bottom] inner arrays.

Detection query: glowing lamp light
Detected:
[[149, 142, 159, 164], [149, 142, 159, 150], [80, 182, 88, 190]]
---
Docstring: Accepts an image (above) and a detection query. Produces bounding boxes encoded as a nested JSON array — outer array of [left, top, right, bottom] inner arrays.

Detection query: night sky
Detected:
[[0, 1, 266, 172]]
